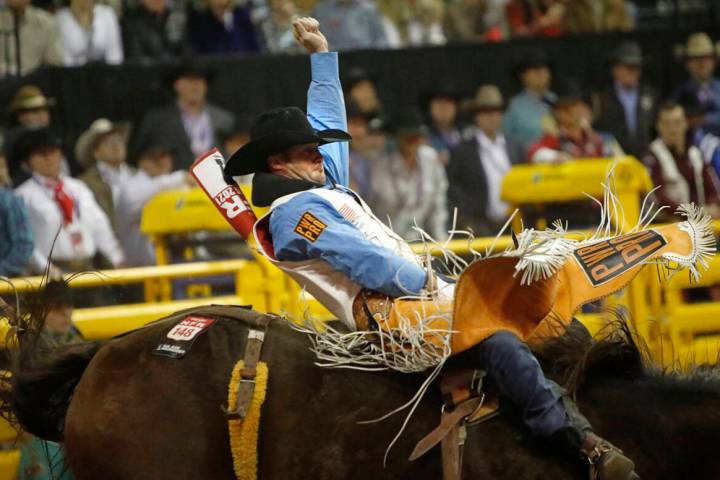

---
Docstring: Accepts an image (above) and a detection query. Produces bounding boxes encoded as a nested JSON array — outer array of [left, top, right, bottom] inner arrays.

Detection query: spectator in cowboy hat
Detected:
[[40, 278, 83, 344], [673, 32, 720, 130], [7, 85, 55, 129], [12, 127, 124, 276], [343, 67, 383, 118], [130, 60, 236, 170], [529, 80, 622, 164], [4, 85, 62, 185], [115, 137, 193, 266], [76, 118, 133, 226], [365, 106, 448, 240], [594, 41, 658, 158], [420, 82, 462, 165], [502, 50, 557, 153], [448, 85, 526, 236]]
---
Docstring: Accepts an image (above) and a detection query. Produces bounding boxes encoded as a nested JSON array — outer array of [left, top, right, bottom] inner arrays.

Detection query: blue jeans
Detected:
[[465, 331, 585, 437]]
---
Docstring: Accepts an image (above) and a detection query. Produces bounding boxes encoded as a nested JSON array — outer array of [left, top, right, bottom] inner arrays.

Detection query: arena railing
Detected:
[[0, 259, 271, 341]]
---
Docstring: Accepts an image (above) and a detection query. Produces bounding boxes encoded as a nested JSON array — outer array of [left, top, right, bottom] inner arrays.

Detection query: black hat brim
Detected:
[[166, 65, 216, 86], [224, 128, 351, 176]]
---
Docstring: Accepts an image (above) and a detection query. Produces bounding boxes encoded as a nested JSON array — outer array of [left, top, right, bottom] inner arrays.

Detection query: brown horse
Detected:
[[3, 302, 720, 479]]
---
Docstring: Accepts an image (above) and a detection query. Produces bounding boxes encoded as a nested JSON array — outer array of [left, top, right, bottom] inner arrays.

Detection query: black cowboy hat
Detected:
[[609, 41, 645, 67], [224, 107, 351, 177], [10, 126, 62, 168], [166, 58, 216, 86], [550, 79, 589, 108], [418, 81, 462, 111], [512, 50, 552, 78], [130, 135, 177, 166], [386, 106, 429, 136], [342, 67, 376, 92]]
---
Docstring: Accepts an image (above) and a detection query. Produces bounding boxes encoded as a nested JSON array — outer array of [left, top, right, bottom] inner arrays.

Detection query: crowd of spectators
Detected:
[[0, 0, 658, 76], [1, 28, 720, 286], [343, 32, 720, 238]]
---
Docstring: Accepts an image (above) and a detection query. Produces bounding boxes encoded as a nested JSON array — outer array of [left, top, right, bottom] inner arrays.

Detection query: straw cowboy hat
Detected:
[[75, 118, 131, 167], [675, 32, 720, 60], [463, 85, 505, 114], [9, 85, 56, 113], [224, 106, 351, 177]]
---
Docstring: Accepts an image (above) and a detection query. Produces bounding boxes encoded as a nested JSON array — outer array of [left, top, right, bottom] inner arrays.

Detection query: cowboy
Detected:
[[594, 41, 658, 158], [13, 127, 124, 276], [224, 17, 637, 480], [448, 85, 525, 236], [502, 50, 557, 153], [529, 80, 622, 164], [76, 118, 133, 225], [673, 32, 720, 131], [4, 85, 58, 185], [131, 61, 236, 170]]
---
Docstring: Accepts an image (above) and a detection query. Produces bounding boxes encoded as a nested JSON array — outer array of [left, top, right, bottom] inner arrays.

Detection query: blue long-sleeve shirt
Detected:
[[268, 52, 427, 297], [0, 188, 33, 277], [674, 78, 720, 130]]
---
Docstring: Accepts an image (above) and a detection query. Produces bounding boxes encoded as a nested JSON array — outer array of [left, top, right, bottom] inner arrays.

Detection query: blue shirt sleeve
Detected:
[[307, 52, 350, 188], [0, 192, 33, 277], [269, 193, 427, 297]]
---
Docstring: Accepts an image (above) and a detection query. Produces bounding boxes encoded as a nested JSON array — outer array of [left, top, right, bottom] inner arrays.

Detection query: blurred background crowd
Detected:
[[0, 0, 718, 285]]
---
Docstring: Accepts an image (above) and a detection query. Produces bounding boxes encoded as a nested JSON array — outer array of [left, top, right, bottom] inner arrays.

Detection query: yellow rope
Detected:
[[227, 360, 268, 480]]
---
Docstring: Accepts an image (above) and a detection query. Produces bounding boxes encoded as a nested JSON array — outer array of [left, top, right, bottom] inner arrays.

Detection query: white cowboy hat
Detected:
[[675, 32, 720, 60], [74, 118, 131, 167]]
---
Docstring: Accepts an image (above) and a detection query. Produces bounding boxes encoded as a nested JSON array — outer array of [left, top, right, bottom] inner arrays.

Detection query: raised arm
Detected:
[[294, 17, 350, 187]]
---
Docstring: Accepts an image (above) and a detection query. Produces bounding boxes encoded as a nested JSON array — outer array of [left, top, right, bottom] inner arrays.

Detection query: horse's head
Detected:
[[533, 311, 647, 395]]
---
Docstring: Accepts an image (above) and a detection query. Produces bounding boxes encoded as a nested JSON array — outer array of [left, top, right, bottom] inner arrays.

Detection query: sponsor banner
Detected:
[[573, 230, 667, 286]]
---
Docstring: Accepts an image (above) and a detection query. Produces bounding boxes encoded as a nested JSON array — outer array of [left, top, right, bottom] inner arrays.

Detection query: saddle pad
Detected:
[[227, 359, 269, 480]]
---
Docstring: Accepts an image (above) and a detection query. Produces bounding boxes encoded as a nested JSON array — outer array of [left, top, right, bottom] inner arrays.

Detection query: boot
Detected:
[[580, 432, 639, 480]]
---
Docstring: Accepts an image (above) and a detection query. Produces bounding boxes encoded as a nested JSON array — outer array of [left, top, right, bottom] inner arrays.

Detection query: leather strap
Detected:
[[441, 423, 461, 480], [225, 328, 266, 419], [409, 396, 482, 461], [440, 369, 483, 407]]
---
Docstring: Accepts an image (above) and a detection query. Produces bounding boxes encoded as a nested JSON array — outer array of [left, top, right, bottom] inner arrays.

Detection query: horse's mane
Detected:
[[535, 310, 720, 398], [0, 277, 102, 442]]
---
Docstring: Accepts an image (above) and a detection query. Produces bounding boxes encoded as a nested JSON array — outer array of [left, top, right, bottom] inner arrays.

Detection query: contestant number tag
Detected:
[[167, 317, 216, 341]]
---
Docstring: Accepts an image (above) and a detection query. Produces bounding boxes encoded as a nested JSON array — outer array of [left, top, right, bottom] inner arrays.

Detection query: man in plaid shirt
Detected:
[[0, 156, 33, 277]]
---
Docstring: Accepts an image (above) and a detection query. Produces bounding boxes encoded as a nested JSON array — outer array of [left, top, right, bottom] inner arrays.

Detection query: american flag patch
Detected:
[[338, 204, 359, 221]]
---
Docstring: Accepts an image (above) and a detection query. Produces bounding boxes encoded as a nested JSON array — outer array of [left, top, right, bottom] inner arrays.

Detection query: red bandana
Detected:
[[49, 180, 74, 225]]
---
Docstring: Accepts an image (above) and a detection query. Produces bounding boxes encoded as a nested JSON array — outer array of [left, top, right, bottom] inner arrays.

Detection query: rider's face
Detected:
[[270, 143, 325, 184]]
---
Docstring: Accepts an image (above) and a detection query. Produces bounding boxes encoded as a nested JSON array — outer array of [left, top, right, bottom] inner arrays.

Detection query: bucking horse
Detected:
[[1, 295, 720, 479]]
